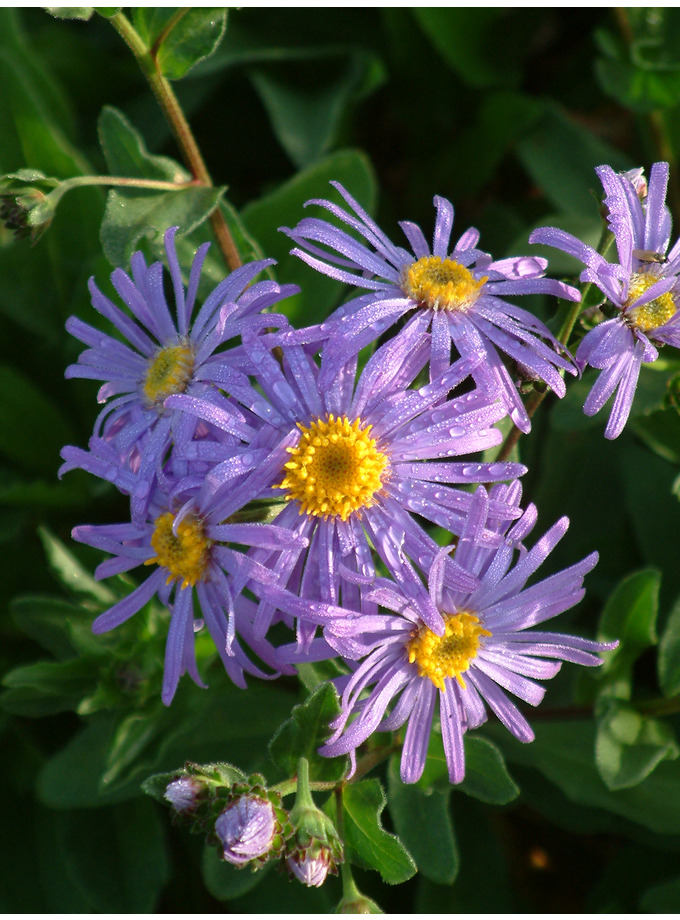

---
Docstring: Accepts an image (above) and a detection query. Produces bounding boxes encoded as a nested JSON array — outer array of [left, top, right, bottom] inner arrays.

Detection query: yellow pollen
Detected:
[[402, 255, 487, 312], [146, 511, 211, 588], [143, 343, 195, 405], [276, 414, 389, 521], [407, 610, 491, 691], [625, 272, 676, 332]]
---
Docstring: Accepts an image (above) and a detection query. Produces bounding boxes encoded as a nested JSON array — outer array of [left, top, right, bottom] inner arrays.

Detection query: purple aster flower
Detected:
[[69, 455, 316, 704], [531, 161, 680, 439], [281, 182, 578, 433], [320, 485, 616, 784], [167, 328, 527, 646], [65, 225, 297, 489], [215, 795, 278, 866]]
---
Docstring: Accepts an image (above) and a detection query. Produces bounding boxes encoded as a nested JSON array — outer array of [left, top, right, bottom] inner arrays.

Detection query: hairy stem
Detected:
[[108, 11, 242, 271]]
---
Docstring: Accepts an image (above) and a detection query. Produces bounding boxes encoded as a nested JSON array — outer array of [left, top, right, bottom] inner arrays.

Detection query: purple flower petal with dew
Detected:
[[531, 161, 680, 439], [319, 486, 616, 785], [215, 795, 278, 866], [65, 225, 298, 496], [168, 329, 527, 646], [69, 458, 324, 704], [281, 182, 578, 433]]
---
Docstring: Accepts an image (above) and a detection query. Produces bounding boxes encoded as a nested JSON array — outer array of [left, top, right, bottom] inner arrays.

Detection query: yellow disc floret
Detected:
[[277, 414, 389, 521], [143, 342, 195, 406], [625, 272, 677, 332], [407, 610, 491, 691], [147, 511, 211, 588], [402, 255, 487, 312]]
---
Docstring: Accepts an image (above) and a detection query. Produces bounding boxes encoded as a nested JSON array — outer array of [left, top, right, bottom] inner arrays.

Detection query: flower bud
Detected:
[[287, 841, 335, 887], [285, 758, 343, 887], [164, 776, 203, 814], [215, 794, 278, 866]]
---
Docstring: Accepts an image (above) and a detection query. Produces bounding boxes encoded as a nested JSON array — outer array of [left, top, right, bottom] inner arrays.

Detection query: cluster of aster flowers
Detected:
[[62, 174, 634, 793]]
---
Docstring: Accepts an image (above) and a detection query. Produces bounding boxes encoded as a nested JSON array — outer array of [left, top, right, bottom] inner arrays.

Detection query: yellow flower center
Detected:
[[276, 414, 388, 521], [407, 610, 491, 691], [143, 343, 195, 406], [625, 272, 676, 332], [146, 511, 211, 588], [402, 255, 487, 312]]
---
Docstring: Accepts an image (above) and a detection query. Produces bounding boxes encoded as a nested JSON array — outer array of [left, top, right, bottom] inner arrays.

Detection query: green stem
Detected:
[[634, 693, 680, 718], [56, 174, 198, 196], [108, 11, 242, 271]]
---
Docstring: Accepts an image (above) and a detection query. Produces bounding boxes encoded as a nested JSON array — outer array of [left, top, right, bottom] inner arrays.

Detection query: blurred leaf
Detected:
[[38, 527, 116, 606], [249, 49, 383, 168], [417, 732, 519, 805], [0, 364, 72, 474], [413, 9, 521, 88], [97, 105, 224, 266], [387, 757, 458, 885], [44, 8, 94, 21], [269, 682, 349, 783], [202, 845, 270, 901], [640, 875, 680, 911], [1, 657, 97, 717], [329, 778, 416, 884], [133, 8, 227, 81], [596, 698, 679, 790], [521, 212, 604, 278], [596, 568, 660, 700], [56, 799, 169, 911], [630, 406, 680, 465], [516, 103, 631, 216], [241, 148, 376, 325], [494, 719, 680, 835], [659, 593, 680, 696], [11, 595, 84, 659]]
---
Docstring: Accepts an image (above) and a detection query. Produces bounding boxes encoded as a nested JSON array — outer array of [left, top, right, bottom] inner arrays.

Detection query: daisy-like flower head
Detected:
[[65, 225, 298, 491], [69, 453, 315, 705], [530, 161, 680, 439], [281, 182, 579, 433], [167, 326, 527, 649], [320, 485, 615, 784]]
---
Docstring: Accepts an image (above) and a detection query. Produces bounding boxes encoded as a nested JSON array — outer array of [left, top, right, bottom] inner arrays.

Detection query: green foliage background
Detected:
[[3, 6, 680, 912]]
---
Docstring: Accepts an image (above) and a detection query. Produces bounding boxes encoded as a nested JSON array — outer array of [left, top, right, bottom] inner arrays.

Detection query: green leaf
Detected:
[[387, 757, 458, 885], [249, 49, 383, 168], [0, 364, 73, 475], [630, 406, 680, 465], [596, 698, 679, 790], [493, 719, 680, 835], [658, 593, 680, 696], [133, 8, 227, 80], [1, 657, 97, 717], [596, 568, 660, 700], [640, 876, 680, 912], [330, 778, 416, 884], [269, 682, 349, 784], [416, 732, 519, 805], [97, 105, 224, 266], [44, 7, 94, 20], [516, 103, 631, 217], [11, 595, 84, 659], [202, 845, 269, 901], [241, 148, 376, 326], [56, 800, 169, 912], [38, 527, 116, 606], [412, 9, 521, 88]]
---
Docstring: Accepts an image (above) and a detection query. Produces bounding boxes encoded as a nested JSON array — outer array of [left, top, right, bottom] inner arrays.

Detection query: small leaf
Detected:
[[659, 593, 680, 696], [269, 682, 349, 783], [38, 527, 116, 606], [134, 8, 227, 80], [202, 845, 269, 902], [596, 568, 660, 700], [387, 757, 458, 885], [596, 698, 679, 790], [330, 778, 416, 885]]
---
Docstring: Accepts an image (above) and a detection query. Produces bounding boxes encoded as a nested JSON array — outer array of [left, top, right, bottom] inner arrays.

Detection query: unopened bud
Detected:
[[215, 794, 278, 866], [621, 167, 648, 200], [164, 776, 203, 814]]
